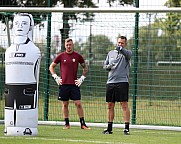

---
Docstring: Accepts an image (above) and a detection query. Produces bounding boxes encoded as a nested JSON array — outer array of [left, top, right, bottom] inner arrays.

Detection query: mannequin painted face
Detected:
[[13, 15, 31, 36]]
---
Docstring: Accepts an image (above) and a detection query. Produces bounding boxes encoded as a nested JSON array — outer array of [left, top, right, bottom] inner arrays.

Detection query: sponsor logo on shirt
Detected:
[[9, 52, 26, 58]]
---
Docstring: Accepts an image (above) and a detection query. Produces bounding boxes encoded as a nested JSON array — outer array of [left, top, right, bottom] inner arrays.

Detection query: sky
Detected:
[[69, 0, 168, 43], [0, 0, 168, 48], [48, 0, 168, 47]]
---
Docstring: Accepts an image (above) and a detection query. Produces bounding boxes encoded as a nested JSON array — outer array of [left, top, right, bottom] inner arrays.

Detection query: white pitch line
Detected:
[[0, 136, 135, 144], [133, 130, 180, 135]]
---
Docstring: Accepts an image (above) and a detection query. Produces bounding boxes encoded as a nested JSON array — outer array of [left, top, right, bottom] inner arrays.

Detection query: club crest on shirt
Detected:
[[72, 58, 75, 62]]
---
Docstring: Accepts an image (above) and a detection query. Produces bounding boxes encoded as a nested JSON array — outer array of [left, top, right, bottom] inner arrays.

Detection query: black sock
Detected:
[[107, 122, 113, 131], [65, 118, 69, 125], [80, 117, 85, 126], [125, 122, 129, 131]]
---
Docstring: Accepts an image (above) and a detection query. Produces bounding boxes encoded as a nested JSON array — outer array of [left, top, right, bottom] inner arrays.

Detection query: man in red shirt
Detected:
[[49, 38, 90, 130]]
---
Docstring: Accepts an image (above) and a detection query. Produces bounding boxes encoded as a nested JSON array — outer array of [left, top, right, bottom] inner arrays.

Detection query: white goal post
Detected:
[[0, 7, 181, 13]]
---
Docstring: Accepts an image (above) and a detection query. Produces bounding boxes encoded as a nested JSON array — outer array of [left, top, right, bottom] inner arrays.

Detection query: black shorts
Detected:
[[58, 85, 81, 101], [106, 82, 129, 102]]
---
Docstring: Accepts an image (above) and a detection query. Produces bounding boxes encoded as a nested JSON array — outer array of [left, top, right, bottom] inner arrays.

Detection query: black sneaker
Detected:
[[102, 129, 113, 134], [123, 129, 130, 135]]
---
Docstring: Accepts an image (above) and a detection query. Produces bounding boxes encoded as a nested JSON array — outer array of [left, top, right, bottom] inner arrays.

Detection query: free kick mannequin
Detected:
[[4, 13, 41, 136]]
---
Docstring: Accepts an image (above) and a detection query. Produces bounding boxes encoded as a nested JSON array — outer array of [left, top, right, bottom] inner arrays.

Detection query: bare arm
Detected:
[[49, 62, 62, 85], [75, 62, 88, 87], [49, 62, 57, 75], [80, 62, 88, 76]]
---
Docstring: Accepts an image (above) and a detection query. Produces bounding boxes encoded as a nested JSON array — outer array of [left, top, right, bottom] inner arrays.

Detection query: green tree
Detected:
[[98, 0, 134, 6], [128, 20, 173, 65], [128, 0, 181, 64], [0, 0, 97, 51], [0, 0, 134, 51], [82, 34, 114, 61], [150, 0, 181, 61], [163, 0, 181, 60]]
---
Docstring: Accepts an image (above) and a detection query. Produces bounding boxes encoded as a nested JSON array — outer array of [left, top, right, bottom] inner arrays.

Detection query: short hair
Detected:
[[65, 38, 73, 43], [120, 36, 127, 42]]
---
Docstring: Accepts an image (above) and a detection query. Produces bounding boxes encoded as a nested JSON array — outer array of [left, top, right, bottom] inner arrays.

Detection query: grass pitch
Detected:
[[0, 125, 180, 144]]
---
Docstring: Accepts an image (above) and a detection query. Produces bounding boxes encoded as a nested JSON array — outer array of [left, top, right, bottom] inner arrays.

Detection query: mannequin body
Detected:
[[4, 13, 41, 136]]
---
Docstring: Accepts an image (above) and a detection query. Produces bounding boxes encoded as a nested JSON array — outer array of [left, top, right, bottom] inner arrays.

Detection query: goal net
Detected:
[[0, 1, 181, 132]]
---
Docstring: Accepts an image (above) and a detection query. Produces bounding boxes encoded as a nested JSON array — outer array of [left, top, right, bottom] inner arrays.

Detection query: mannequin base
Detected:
[[4, 127, 38, 136]]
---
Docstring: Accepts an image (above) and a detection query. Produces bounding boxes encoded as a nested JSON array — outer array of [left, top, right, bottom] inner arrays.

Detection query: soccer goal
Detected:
[[0, 5, 181, 132]]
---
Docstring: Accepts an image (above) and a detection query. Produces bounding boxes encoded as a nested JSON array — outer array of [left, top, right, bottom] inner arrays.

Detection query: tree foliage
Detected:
[[128, 0, 181, 64], [0, 0, 135, 51], [74, 34, 114, 61], [164, 0, 181, 35], [0, 0, 98, 26], [161, 0, 181, 60], [0, 0, 135, 24], [106, 0, 134, 6]]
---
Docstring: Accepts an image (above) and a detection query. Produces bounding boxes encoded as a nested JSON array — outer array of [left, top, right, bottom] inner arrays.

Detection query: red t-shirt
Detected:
[[54, 51, 85, 85]]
